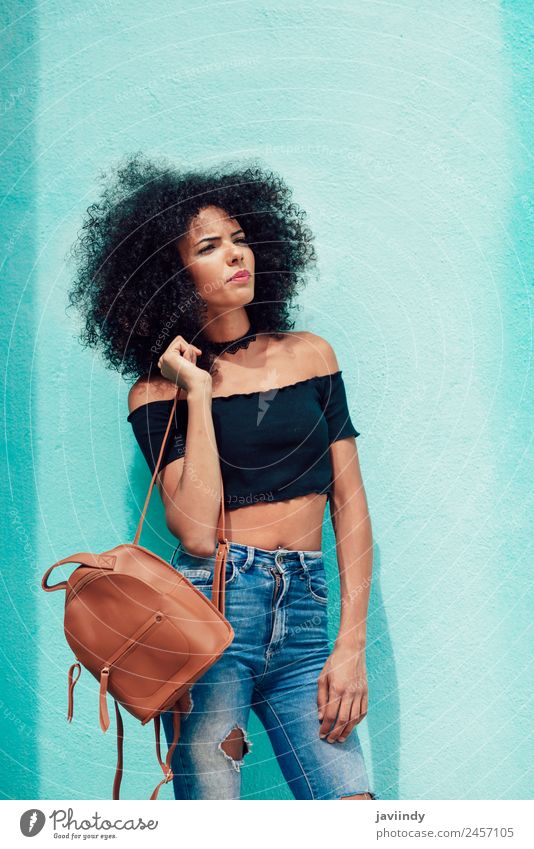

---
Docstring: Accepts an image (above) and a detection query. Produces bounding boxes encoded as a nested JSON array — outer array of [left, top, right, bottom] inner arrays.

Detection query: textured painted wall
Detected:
[[1, 0, 39, 801], [2, 0, 531, 800]]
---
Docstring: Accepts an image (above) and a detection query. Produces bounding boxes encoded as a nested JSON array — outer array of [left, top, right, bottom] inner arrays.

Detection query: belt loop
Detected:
[[274, 550, 284, 570], [240, 545, 254, 572], [298, 551, 309, 576]]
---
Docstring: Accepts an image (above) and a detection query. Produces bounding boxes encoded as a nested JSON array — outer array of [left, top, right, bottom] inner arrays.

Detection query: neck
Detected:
[[202, 310, 251, 343]]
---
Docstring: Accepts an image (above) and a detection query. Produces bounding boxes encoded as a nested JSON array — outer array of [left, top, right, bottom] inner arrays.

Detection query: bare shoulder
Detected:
[[285, 330, 340, 376], [128, 375, 186, 414]]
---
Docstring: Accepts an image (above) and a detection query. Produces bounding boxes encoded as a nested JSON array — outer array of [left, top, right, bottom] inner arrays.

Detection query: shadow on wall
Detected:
[[322, 525, 399, 801], [0, 1, 39, 799], [361, 548, 399, 800]]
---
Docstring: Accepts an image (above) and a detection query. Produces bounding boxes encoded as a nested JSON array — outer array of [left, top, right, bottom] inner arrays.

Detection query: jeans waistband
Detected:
[[229, 540, 323, 568], [177, 540, 324, 573]]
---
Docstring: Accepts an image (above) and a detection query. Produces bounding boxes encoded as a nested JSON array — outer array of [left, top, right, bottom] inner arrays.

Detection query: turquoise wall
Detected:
[[2, 0, 532, 800]]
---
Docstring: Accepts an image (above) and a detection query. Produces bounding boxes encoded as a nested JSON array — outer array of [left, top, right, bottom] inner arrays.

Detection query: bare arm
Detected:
[[307, 332, 373, 647], [128, 335, 222, 556], [159, 377, 221, 556], [309, 334, 373, 743], [315, 437, 373, 742], [329, 438, 373, 651]]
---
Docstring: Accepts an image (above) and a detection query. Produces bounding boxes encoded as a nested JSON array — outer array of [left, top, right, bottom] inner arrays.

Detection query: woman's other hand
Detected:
[[316, 643, 369, 743]]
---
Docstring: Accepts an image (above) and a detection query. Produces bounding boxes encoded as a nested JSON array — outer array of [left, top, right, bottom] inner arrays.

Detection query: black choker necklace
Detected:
[[204, 325, 257, 355]]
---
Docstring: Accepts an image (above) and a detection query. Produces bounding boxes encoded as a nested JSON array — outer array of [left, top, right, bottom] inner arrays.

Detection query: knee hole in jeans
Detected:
[[218, 725, 253, 772]]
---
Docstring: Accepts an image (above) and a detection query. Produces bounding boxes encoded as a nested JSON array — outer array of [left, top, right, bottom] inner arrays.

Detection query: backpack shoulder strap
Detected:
[[113, 700, 125, 800], [151, 706, 182, 800], [111, 698, 182, 800]]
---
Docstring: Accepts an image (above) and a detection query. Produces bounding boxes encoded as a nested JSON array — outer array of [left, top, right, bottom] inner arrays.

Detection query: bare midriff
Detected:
[[207, 334, 330, 551], [222, 491, 327, 551]]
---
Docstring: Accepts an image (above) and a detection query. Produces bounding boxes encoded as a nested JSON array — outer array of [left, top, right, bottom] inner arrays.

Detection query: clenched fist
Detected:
[[157, 335, 211, 394]]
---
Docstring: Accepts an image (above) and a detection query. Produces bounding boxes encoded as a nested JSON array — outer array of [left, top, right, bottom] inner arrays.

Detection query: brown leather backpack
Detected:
[[41, 385, 233, 800]]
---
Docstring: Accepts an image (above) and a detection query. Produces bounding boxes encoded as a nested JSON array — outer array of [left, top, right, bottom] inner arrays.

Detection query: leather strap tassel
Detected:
[[67, 662, 81, 722], [99, 667, 110, 732]]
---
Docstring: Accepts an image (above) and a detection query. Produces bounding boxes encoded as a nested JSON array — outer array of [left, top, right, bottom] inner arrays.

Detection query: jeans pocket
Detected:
[[174, 556, 237, 587], [304, 565, 328, 605], [179, 567, 213, 589]]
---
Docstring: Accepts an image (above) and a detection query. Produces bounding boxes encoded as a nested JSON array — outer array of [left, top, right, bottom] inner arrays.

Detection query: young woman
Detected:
[[68, 153, 376, 800]]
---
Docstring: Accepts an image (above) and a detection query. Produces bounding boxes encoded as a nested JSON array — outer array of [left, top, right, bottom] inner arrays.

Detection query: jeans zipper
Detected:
[[270, 554, 284, 606], [270, 568, 282, 603]]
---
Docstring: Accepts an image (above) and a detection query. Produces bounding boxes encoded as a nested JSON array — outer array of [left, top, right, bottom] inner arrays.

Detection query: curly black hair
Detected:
[[66, 152, 318, 382]]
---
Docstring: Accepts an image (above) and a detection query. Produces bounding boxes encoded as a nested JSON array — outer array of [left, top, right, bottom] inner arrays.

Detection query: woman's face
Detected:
[[177, 205, 255, 312]]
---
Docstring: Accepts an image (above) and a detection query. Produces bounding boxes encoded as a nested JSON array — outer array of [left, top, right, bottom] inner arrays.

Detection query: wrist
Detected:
[[186, 376, 212, 402], [334, 632, 366, 652]]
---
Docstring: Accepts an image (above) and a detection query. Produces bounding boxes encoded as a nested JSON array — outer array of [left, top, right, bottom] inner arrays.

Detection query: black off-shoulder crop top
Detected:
[[127, 370, 360, 510]]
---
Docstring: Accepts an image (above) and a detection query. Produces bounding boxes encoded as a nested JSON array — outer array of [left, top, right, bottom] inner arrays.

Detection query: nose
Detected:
[[228, 242, 244, 263]]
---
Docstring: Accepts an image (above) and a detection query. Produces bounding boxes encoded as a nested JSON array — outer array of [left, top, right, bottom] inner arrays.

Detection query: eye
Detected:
[[198, 238, 247, 255]]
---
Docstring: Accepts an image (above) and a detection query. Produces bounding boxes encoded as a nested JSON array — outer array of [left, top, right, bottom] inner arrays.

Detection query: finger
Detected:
[[185, 343, 200, 363], [319, 690, 342, 738], [334, 694, 356, 741], [170, 340, 193, 359], [338, 718, 358, 742], [338, 697, 362, 742], [185, 343, 198, 362], [317, 676, 328, 720], [326, 694, 353, 743], [361, 688, 368, 718]]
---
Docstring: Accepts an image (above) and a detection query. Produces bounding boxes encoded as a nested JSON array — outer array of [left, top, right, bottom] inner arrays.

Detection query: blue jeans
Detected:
[[161, 541, 375, 800]]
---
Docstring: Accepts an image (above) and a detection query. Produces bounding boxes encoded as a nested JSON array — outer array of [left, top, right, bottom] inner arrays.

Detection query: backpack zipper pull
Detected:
[[67, 661, 81, 722], [99, 667, 110, 732]]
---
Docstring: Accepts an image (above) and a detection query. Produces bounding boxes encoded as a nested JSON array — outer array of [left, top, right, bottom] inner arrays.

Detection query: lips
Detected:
[[228, 270, 251, 282]]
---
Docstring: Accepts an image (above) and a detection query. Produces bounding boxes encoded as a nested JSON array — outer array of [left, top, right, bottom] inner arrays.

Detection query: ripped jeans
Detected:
[[161, 540, 376, 800]]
